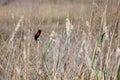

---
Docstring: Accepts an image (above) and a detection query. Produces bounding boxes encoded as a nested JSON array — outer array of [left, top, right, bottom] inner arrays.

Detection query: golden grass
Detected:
[[0, 1, 120, 80]]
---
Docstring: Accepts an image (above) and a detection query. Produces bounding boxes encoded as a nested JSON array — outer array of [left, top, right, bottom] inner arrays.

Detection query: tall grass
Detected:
[[0, 0, 120, 80]]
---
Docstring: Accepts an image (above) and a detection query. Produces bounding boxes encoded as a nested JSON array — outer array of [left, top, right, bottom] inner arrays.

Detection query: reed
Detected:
[[0, 0, 119, 80]]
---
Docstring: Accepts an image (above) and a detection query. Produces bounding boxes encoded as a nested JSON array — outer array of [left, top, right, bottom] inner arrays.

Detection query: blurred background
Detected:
[[0, 0, 120, 80]]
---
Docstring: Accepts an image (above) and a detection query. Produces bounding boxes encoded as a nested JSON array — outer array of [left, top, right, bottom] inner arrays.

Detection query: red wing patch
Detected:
[[34, 29, 42, 41]]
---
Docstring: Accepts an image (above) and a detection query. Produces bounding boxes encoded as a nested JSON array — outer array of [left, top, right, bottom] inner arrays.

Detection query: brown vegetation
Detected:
[[0, 0, 120, 80]]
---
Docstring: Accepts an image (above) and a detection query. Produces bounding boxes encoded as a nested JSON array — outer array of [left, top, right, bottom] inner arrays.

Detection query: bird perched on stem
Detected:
[[34, 29, 42, 41]]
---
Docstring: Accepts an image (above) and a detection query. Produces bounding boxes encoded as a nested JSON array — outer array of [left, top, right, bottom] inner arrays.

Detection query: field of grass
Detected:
[[0, 0, 120, 80]]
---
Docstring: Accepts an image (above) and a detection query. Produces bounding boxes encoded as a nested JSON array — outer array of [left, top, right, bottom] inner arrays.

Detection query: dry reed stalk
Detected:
[[52, 36, 62, 80], [0, 1, 119, 79], [90, 0, 95, 34], [52, 18, 61, 80], [105, 10, 120, 68], [23, 37, 27, 80], [2, 16, 24, 78], [8, 16, 24, 45], [77, 62, 84, 77], [99, 2, 108, 78], [65, 17, 73, 38], [0, 64, 4, 80]]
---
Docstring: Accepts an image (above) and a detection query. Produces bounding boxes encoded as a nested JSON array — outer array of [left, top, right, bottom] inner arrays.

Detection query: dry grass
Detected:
[[0, 0, 120, 80]]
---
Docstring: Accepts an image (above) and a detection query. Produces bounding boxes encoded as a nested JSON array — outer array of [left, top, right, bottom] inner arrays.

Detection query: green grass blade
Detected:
[[42, 38, 53, 80], [42, 32, 56, 80], [96, 67, 99, 80], [88, 72, 91, 80], [100, 70, 104, 80], [116, 64, 120, 80], [31, 71, 37, 80], [91, 48, 97, 68], [20, 74, 25, 80], [98, 33, 105, 50], [42, 38, 53, 61]]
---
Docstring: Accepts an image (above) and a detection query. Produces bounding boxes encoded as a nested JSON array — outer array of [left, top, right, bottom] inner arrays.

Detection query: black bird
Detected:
[[34, 29, 42, 41]]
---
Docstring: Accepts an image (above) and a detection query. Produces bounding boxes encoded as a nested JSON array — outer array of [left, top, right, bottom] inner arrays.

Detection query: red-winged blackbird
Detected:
[[34, 29, 42, 41]]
